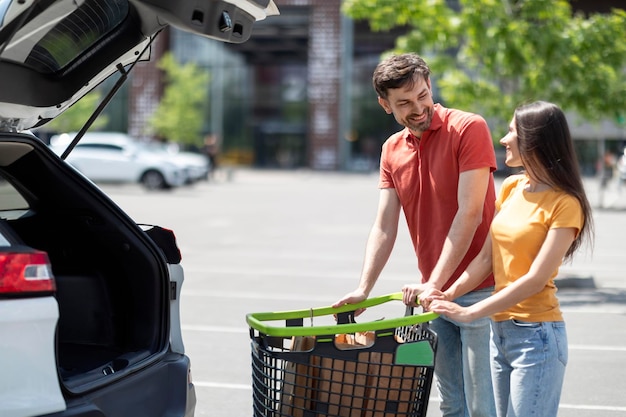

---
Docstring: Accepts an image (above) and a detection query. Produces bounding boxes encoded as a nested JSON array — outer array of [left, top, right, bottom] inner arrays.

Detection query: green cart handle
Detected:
[[246, 292, 439, 337]]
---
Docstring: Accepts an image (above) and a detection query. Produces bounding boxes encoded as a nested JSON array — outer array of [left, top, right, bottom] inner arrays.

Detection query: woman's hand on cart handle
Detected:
[[418, 288, 447, 311], [332, 289, 368, 316]]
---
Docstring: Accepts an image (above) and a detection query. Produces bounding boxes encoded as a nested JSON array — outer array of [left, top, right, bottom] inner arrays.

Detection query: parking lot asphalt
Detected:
[[100, 168, 626, 417]]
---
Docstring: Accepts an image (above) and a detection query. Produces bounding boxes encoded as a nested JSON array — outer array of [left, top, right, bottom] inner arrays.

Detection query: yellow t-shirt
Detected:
[[491, 174, 583, 322]]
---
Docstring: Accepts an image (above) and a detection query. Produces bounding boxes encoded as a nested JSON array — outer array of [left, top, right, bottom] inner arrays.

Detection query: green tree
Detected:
[[45, 91, 108, 133], [342, 0, 626, 136], [148, 52, 209, 147]]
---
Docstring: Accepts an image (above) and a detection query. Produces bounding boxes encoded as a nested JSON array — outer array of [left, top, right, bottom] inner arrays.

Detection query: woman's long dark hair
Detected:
[[515, 101, 594, 260]]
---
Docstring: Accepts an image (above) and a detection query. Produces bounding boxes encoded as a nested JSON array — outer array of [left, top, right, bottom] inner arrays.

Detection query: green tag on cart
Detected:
[[395, 340, 435, 366]]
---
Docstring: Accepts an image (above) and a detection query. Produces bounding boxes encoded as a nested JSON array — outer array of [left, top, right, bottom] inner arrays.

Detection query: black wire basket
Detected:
[[247, 293, 438, 417]]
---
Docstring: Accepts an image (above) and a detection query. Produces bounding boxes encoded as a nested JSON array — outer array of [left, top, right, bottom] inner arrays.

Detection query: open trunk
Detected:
[[0, 133, 169, 393]]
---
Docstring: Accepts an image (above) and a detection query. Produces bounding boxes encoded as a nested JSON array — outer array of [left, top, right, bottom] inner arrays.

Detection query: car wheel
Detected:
[[140, 170, 168, 190]]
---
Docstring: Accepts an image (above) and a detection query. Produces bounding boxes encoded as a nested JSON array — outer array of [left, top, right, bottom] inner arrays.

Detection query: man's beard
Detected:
[[404, 108, 433, 133]]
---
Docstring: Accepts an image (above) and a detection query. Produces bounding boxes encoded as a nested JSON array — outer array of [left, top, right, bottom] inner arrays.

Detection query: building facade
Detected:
[[122, 0, 624, 172], [125, 0, 401, 170]]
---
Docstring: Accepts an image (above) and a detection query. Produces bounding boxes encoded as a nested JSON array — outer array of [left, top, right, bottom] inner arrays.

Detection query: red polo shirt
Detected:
[[379, 104, 497, 291]]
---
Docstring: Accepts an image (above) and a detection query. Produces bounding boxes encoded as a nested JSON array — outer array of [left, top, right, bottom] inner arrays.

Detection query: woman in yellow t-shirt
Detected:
[[424, 101, 594, 417]]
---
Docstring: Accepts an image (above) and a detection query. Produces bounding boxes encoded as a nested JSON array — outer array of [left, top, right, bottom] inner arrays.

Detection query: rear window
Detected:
[[0, 0, 129, 73], [0, 175, 29, 216], [0, 230, 9, 246]]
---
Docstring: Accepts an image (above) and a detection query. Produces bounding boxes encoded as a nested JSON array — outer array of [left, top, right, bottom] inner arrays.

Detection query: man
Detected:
[[333, 53, 497, 417]]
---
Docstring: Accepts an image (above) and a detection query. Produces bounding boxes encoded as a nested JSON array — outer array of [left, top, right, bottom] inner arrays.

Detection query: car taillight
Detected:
[[0, 251, 56, 294]]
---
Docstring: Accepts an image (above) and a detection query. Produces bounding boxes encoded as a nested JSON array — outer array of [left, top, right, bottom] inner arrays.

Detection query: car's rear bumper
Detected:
[[43, 352, 196, 417]]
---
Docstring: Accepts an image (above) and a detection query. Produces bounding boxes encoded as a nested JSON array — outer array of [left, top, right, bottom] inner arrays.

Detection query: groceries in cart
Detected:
[[247, 293, 439, 417]]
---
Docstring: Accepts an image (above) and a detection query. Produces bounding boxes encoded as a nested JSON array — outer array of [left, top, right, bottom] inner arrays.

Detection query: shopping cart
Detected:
[[246, 292, 439, 417]]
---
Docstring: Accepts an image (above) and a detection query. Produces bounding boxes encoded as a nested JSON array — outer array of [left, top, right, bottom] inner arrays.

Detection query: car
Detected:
[[49, 132, 190, 190], [0, 1, 278, 417], [146, 142, 211, 184]]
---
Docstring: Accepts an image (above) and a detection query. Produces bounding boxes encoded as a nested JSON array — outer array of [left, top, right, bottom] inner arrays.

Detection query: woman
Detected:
[[422, 101, 594, 417]]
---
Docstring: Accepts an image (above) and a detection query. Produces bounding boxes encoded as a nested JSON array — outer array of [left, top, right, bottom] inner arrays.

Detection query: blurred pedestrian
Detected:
[[599, 150, 616, 189], [201, 133, 220, 178], [617, 148, 626, 193], [425, 101, 594, 417], [332, 53, 497, 417]]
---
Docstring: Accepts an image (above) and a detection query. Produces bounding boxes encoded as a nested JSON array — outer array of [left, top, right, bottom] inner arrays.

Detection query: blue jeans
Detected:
[[490, 320, 568, 417], [430, 287, 496, 417]]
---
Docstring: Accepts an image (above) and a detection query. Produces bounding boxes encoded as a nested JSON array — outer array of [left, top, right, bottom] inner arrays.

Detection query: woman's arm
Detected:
[[430, 227, 577, 322]]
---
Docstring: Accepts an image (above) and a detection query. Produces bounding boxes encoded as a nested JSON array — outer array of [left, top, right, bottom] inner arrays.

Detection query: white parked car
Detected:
[[147, 142, 211, 184], [50, 132, 189, 190], [0, 0, 278, 417]]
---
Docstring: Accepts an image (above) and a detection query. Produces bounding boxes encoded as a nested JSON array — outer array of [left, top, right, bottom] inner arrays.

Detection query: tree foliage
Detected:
[[148, 52, 209, 146], [342, 0, 626, 135], [45, 91, 108, 133]]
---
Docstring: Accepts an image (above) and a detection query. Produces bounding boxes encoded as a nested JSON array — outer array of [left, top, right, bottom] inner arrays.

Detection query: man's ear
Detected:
[[378, 96, 392, 114]]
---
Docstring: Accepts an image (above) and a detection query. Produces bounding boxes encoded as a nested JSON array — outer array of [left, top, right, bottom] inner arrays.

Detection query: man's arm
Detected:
[[427, 167, 491, 290], [332, 188, 401, 307], [403, 168, 491, 305]]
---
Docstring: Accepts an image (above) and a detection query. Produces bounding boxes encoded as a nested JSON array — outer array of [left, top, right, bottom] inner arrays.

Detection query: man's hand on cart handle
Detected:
[[402, 283, 443, 310], [332, 289, 368, 316]]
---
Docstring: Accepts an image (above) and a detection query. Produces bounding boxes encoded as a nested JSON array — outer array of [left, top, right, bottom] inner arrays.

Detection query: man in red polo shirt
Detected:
[[333, 53, 497, 417]]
